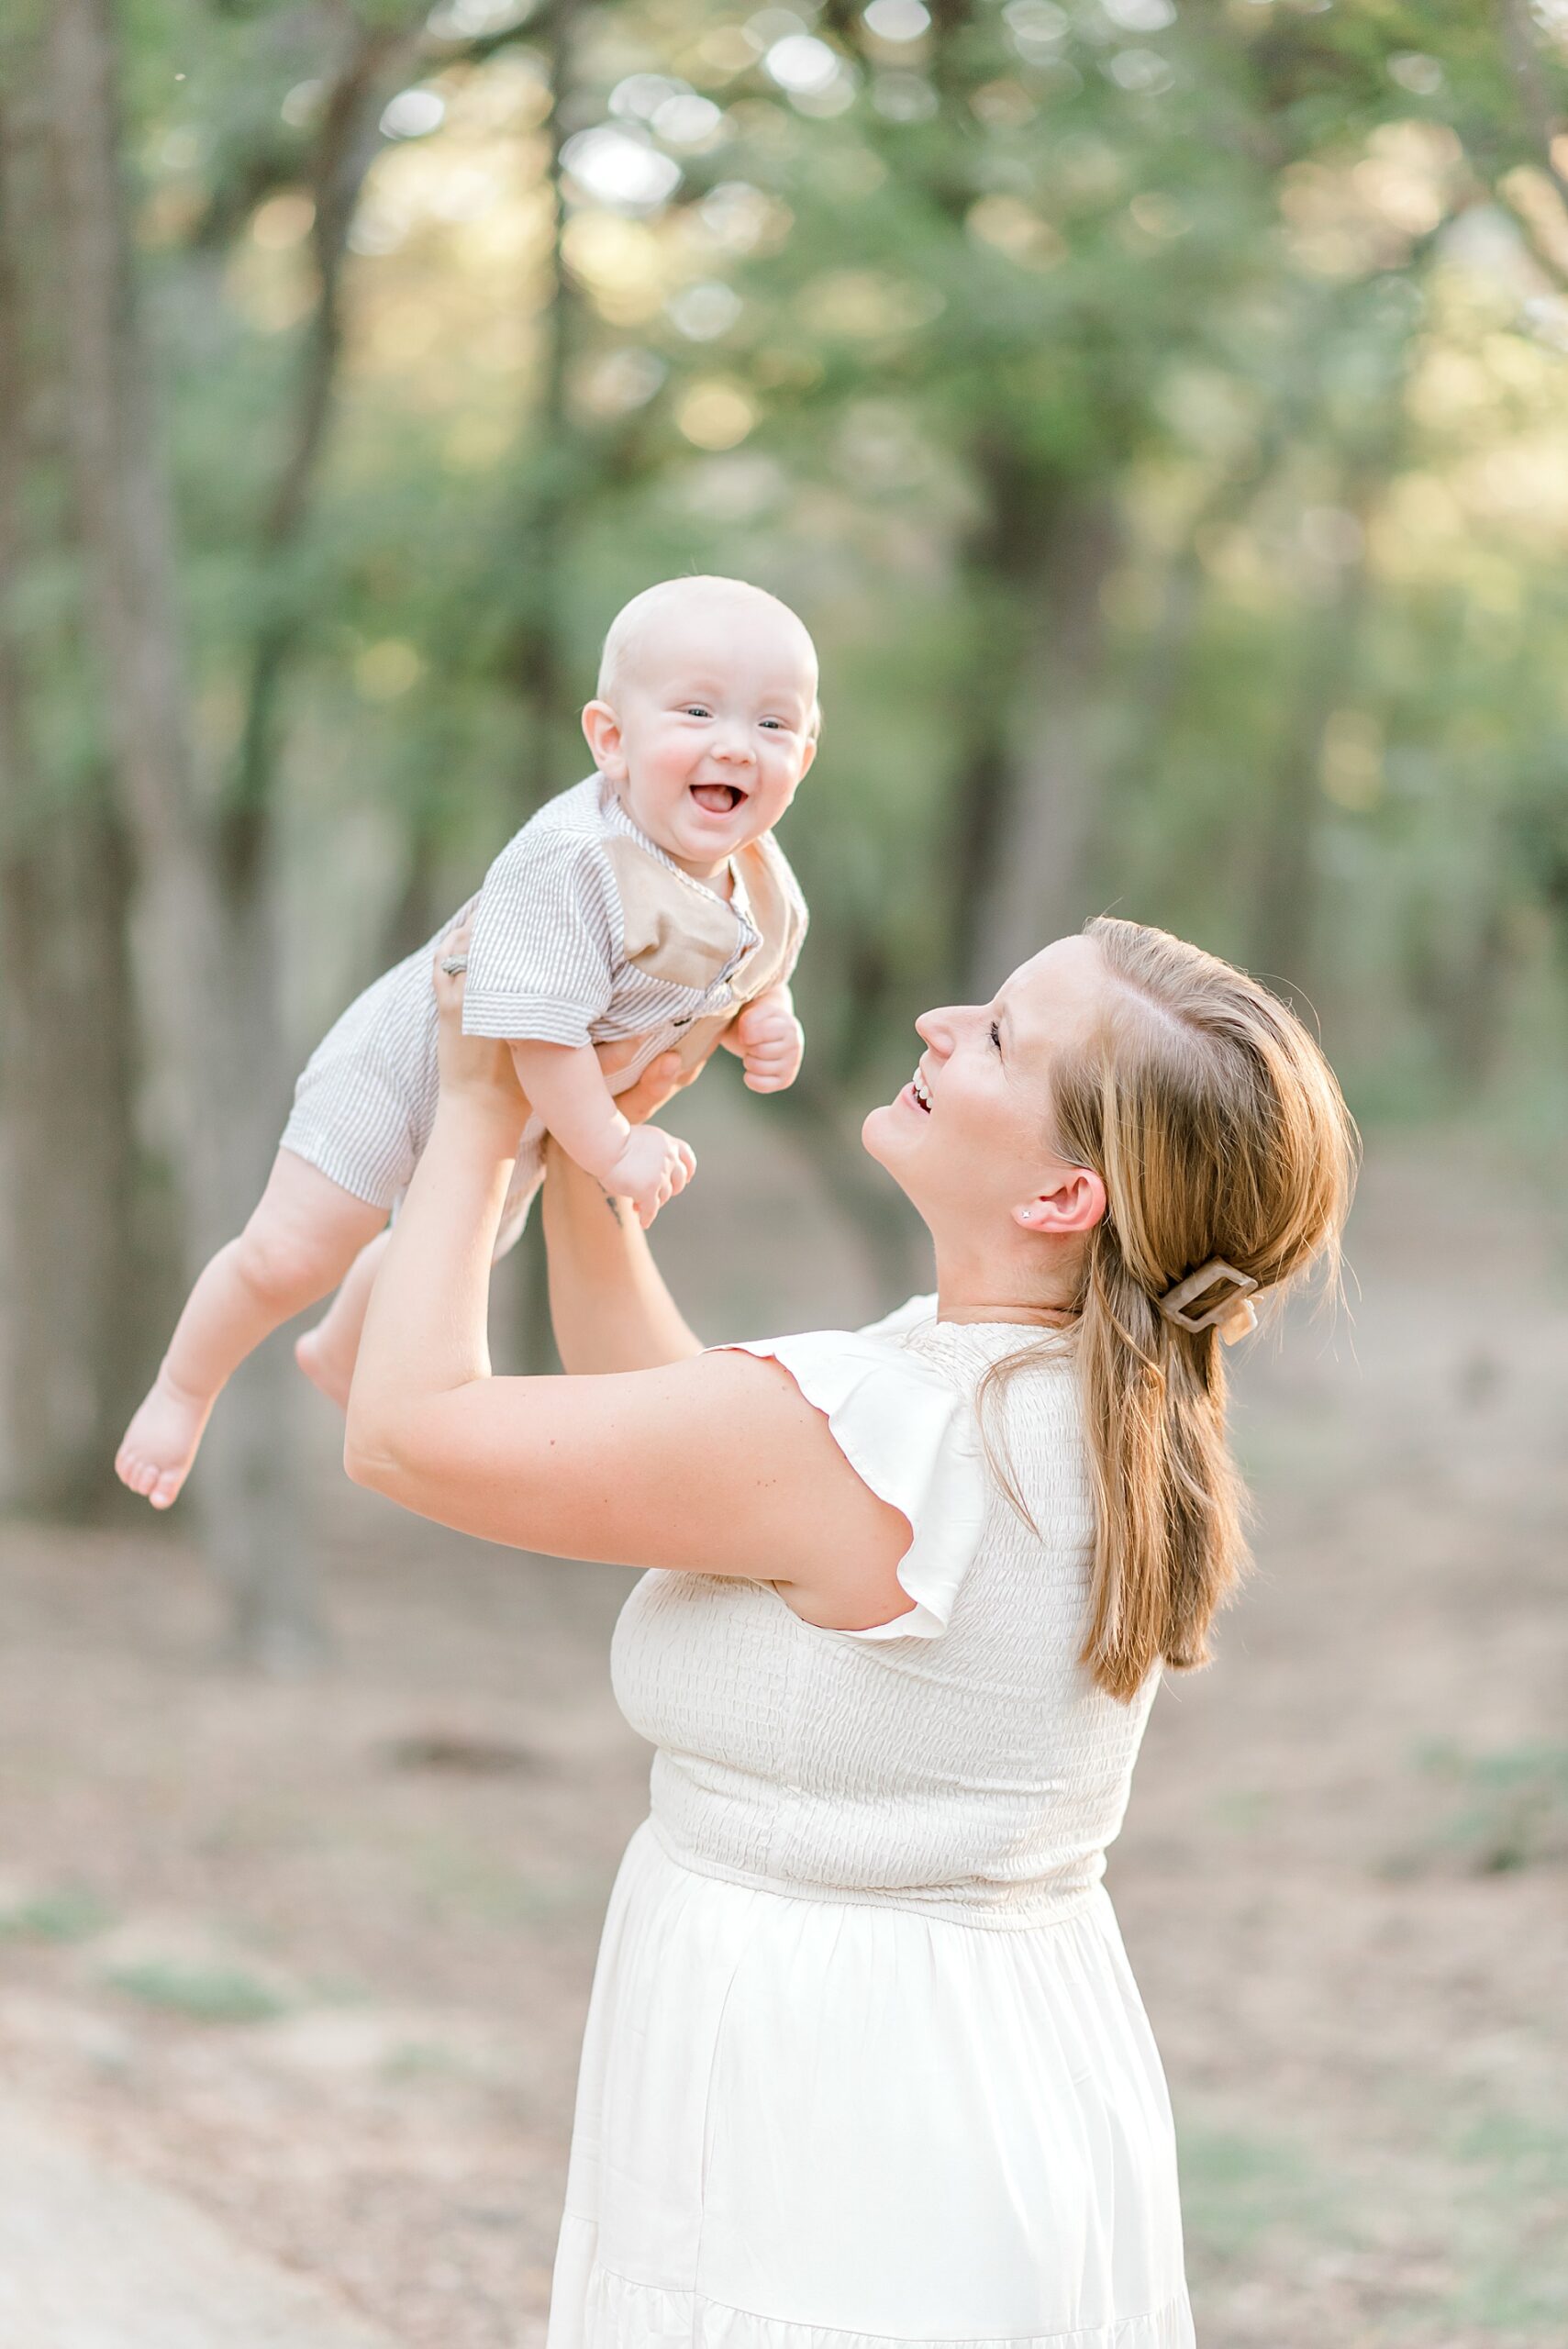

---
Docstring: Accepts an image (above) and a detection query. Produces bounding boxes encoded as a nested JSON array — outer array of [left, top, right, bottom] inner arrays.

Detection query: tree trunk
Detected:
[[507, 0, 586, 1375], [44, 0, 323, 1662], [0, 64, 141, 1515], [0, 807, 139, 1512], [1249, 474, 1377, 1001], [953, 450, 1120, 996]]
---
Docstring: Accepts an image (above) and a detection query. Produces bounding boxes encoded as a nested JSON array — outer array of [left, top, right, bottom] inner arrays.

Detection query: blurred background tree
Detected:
[[1, 0, 1565, 1657]]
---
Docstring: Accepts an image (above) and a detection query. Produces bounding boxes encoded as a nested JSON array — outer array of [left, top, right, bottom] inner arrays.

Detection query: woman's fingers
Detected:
[[608, 1047, 706, 1126], [612, 1055, 679, 1125], [428, 920, 524, 1109], [431, 919, 473, 1012]]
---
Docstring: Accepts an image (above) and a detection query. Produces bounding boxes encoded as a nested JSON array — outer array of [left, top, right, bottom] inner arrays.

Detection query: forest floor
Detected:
[[0, 1119, 1564, 2349]]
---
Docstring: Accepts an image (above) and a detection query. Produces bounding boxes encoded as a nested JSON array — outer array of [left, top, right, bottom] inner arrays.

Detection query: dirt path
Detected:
[[0, 2103, 396, 2347], [0, 1125, 1562, 2347]]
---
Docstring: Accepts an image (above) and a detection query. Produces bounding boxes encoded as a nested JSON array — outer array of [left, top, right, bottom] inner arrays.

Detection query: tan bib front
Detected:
[[603, 832, 806, 1075]]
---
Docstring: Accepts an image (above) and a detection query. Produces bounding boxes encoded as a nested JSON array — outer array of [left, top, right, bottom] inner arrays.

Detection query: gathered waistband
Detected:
[[646, 1817, 1106, 1933]]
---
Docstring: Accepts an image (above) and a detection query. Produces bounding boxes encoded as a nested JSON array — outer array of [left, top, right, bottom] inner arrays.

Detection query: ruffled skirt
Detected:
[[547, 1821, 1194, 2348]]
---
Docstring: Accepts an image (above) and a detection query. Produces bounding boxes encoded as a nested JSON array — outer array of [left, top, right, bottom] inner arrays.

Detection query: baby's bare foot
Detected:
[[294, 1326, 351, 1411], [115, 1372, 213, 1510]]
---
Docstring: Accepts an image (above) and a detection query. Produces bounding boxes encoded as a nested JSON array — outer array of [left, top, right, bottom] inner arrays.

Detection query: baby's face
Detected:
[[588, 600, 817, 876]]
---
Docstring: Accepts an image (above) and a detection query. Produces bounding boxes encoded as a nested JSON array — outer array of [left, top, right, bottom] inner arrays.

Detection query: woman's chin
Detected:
[[860, 1102, 901, 1169]]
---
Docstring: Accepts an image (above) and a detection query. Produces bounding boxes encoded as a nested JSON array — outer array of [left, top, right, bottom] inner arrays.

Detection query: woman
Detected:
[[345, 916, 1356, 2349]]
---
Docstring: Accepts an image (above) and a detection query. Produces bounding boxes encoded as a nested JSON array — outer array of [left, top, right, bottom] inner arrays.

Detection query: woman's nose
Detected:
[[916, 1007, 954, 1056]]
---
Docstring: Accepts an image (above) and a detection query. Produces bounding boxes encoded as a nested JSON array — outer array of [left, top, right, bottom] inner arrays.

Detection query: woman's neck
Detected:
[[936, 1294, 1076, 1328], [932, 1241, 1082, 1328]]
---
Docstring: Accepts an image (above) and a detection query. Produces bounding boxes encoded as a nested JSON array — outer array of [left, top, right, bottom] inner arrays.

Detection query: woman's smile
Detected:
[[903, 1063, 934, 1113]]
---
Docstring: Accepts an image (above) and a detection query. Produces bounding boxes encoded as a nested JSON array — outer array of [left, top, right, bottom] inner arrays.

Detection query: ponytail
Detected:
[[987, 918, 1357, 1703]]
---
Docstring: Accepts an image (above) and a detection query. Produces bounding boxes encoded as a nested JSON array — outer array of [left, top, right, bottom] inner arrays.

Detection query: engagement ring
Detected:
[[440, 954, 469, 976]]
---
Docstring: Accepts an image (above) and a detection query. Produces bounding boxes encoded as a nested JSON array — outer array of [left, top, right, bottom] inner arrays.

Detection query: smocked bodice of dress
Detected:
[[609, 1301, 1162, 1928]]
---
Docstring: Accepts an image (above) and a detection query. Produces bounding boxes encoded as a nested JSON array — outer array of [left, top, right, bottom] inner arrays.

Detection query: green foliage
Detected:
[[1412, 1737, 1568, 1873], [0, 1886, 113, 1943], [1444, 2107, 1568, 2333], [106, 1957, 289, 2022], [1177, 2119, 1340, 2261], [18, 0, 1568, 1100]]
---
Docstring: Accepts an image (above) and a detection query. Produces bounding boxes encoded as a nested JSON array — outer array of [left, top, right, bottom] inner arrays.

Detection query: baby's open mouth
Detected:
[[690, 782, 746, 815]]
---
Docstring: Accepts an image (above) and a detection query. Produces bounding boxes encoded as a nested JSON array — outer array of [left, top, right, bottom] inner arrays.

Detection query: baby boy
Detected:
[[116, 575, 816, 1508]]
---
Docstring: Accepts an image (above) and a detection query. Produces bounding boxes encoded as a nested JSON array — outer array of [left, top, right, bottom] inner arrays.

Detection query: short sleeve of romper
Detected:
[[724, 1308, 988, 1639], [461, 829, 618, 1047]]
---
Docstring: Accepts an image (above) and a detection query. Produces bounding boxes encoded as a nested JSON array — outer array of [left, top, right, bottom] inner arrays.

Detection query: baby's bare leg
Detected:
[[116, 1149, 386, 1510], [297, 1175, 539, 1409], [294, 1228, 391, 1411]]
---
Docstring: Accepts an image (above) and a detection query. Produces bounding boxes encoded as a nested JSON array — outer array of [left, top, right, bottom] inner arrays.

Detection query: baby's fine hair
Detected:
[[595, 575, 821, 736]]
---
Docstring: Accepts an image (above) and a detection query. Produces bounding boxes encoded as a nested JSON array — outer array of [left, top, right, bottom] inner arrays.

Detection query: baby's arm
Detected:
[[719, 983, 805, 1095], [509, 1039, 695, 1229]]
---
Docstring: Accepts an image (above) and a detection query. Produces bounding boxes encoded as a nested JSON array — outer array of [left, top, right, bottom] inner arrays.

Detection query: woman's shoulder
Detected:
[[850, 1297, 1077, 1392], [735, 1300, 1078, 1422], [852, 1291, 940, 1341], [724, 1308, 973, 1422], [719, 1312, 986, 1641], [717, 1304, 1081, 1642]]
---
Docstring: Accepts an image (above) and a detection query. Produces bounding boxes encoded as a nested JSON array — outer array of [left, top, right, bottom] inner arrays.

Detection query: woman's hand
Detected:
[[592, 1034, 716, 1128], [432, 923, 525, 1131]]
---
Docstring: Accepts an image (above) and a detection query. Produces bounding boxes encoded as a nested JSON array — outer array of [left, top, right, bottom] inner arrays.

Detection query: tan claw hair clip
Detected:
[[1157, 1259, 1260, 1345]]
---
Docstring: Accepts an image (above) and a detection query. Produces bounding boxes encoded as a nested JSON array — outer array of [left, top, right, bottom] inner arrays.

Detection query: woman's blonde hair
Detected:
[[983, 916, 1359, 1704]]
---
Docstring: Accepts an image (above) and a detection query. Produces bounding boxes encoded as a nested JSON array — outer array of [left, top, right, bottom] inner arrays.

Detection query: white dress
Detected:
[[547, 1300, 1195, 2349]]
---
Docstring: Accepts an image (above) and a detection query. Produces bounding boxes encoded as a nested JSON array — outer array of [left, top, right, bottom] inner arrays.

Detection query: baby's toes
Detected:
[[150, 1469, 184, 1510]]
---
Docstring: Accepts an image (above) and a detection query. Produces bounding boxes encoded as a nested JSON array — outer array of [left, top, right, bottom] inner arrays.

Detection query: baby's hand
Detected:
[[727, 991, 805, 1095], [604, 1122, 696, 1229]]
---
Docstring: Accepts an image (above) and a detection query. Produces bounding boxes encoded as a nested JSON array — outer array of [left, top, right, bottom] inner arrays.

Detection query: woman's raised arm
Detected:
[[343, 953, 913, 1631], [539, 1050, 705, 1375]]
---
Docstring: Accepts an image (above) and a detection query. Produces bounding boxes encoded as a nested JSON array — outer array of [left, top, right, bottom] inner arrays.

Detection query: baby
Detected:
[[116, 575, 817, 1508]]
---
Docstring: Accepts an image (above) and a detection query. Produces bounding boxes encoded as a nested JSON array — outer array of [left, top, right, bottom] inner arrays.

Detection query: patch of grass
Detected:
[[416, 1842, 601, 1929], [384, 1731, 543, 1777], [383, 2039, 471, 2083], [1413, 1738, 1568, 1873], [1442, 2109, 1568, 2333], [105, 1960, 287, 2024], [0, 1887, 112, 1943], [1178, 2121, 1341, 2263], [1207, 1787, 1274, 1834]]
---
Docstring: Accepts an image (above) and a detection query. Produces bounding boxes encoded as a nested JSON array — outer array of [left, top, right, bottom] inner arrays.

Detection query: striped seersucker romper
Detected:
[[280, 773, 808, 1249]]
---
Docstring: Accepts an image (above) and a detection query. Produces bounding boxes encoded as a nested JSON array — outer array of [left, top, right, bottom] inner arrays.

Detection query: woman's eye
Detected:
[[989, 1020, 1002, 1052]]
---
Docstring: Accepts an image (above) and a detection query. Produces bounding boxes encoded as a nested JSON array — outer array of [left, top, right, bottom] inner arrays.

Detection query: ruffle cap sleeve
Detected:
[[855, 1292, 938, 1341], [723, 1325, 989, 1640]]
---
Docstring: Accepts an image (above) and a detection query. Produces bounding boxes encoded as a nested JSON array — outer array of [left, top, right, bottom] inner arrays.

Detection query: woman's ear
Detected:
[[582, 698, 628, 781], [1012, 1166, 1106, 1236]]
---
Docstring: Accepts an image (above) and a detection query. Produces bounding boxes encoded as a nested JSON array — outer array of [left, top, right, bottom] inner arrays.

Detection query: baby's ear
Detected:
[[582, 698, 627, 779]]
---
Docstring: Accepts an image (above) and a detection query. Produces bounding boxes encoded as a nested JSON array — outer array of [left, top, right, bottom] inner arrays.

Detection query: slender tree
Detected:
[[0, 26, 140, 1514]]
